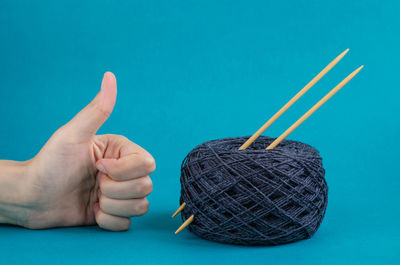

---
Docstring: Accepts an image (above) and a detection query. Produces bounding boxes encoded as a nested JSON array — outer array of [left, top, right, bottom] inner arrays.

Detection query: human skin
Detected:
[[0, 72, 155, 231]]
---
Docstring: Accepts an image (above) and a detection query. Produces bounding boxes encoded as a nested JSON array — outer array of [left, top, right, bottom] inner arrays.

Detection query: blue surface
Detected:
[[0, 0, 399, 264]]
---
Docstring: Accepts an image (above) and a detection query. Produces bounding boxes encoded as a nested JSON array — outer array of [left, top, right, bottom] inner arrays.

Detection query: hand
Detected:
[[0, 72, 155, 231]]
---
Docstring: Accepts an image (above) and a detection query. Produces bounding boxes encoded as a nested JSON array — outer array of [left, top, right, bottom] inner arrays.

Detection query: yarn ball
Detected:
[[179, 136, 328, 246]]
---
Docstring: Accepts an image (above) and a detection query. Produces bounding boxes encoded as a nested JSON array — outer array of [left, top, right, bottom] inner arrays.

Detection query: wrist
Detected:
[[0, 160, 33, 226]]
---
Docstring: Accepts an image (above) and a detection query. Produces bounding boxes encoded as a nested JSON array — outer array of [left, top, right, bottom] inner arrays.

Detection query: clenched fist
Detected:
[[0, 72, 155, 231]]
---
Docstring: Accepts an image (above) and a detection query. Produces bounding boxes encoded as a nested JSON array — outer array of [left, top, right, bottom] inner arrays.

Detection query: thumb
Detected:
[[64, 72, 117, 140]]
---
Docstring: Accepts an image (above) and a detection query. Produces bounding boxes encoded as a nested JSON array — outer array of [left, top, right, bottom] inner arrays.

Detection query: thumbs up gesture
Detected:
[[23, 72, 155, 231]]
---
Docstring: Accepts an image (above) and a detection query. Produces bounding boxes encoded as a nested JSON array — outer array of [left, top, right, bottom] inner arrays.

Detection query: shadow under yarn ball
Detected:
[[179, 136, 328, 245]]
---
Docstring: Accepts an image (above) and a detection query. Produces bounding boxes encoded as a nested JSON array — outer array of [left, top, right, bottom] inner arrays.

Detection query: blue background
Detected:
[[0, 0, 399, 264]]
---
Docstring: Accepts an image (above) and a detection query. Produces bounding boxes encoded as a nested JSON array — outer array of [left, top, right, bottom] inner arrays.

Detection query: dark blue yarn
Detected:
[[179, 136, 328, 246]]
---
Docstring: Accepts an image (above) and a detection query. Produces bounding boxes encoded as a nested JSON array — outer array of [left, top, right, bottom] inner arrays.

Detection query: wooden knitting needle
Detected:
[[175, 214, 194, 234], [239, 49, 350, 150], [172, 202, 186, 218], [266, 65, 364, 150]]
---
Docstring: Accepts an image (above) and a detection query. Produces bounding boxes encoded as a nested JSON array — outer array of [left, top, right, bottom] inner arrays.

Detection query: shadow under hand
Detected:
[[134, 208, 182, 232]]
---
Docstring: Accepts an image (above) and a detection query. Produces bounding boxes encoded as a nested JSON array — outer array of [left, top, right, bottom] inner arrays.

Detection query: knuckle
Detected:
[[119, 218, 131, 231], [142, 154, 156, 173], [94, 104, 111, 120], [137, 177, 153, 196], [135, 198, 149, 215], [118, 135, 129, 142]]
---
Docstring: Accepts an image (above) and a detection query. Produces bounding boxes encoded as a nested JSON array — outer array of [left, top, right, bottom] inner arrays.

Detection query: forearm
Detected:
[[0, 160, 31, 226]]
